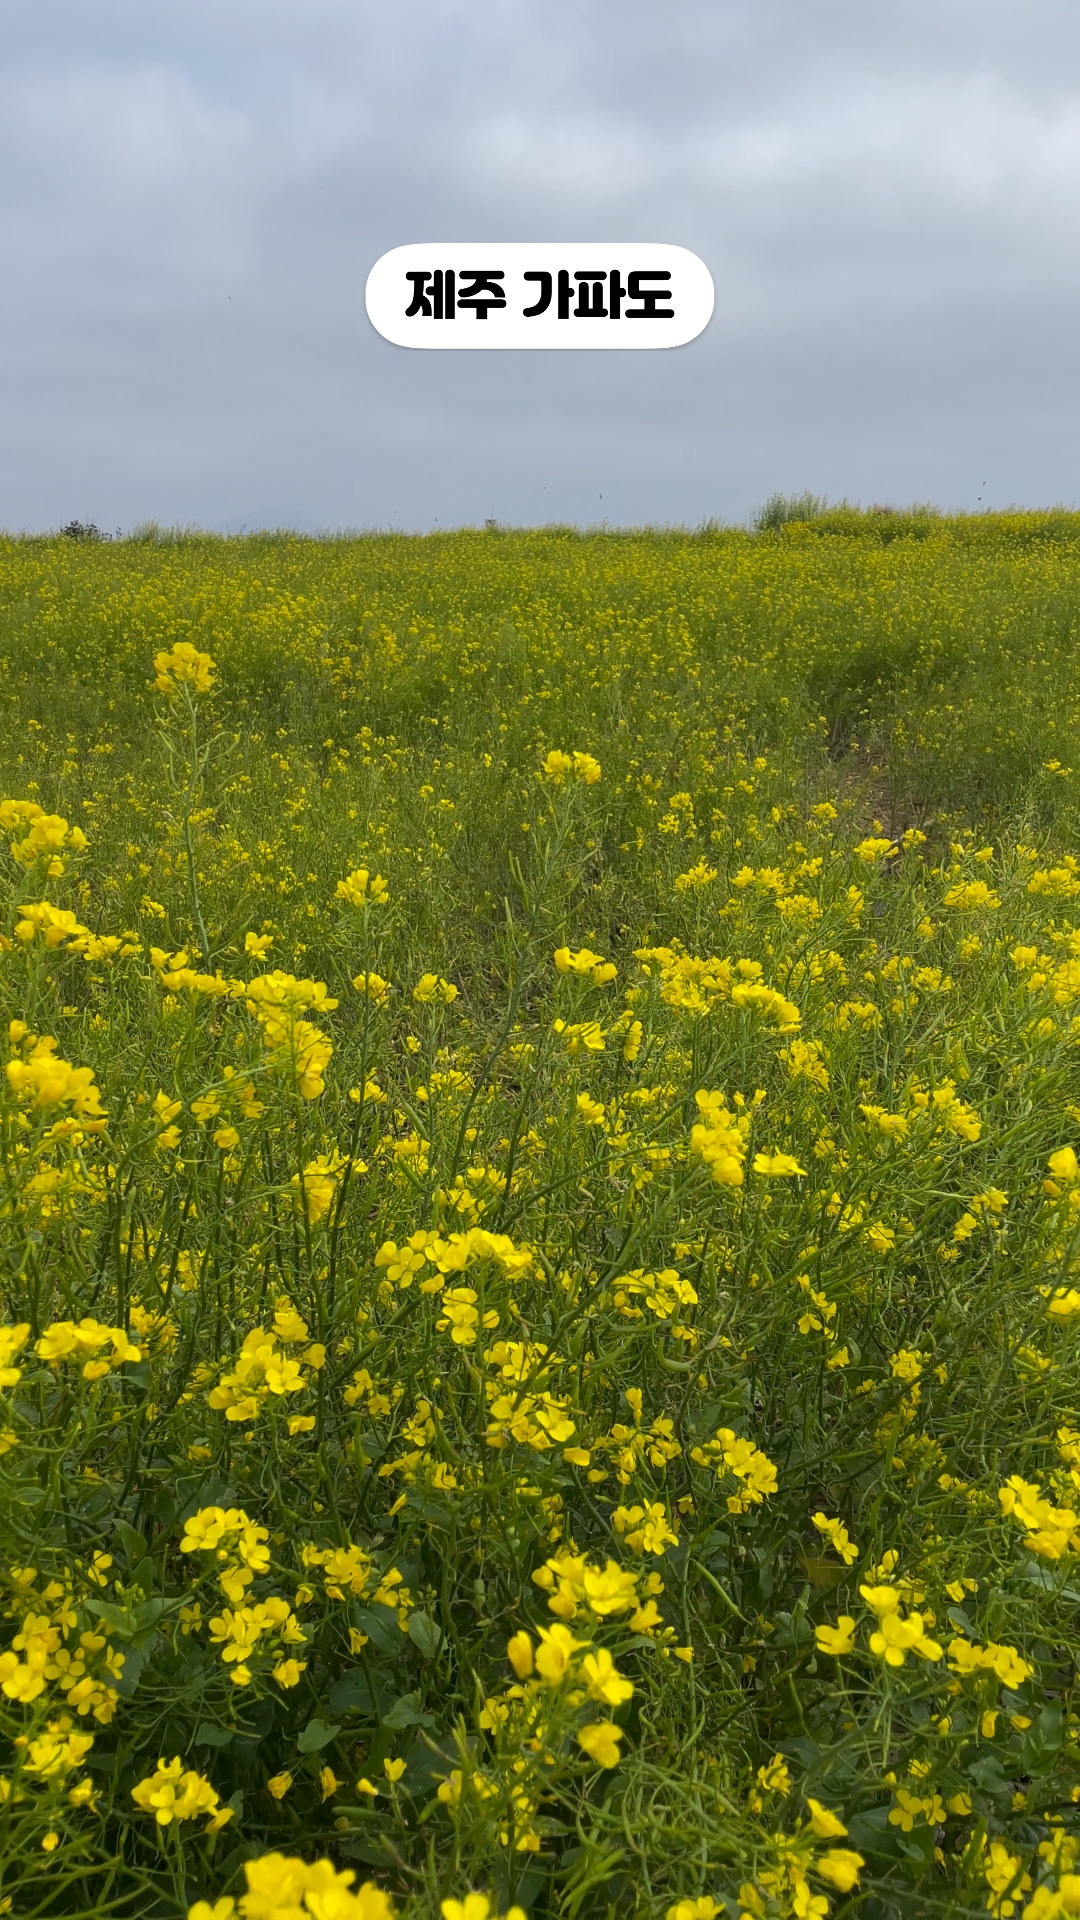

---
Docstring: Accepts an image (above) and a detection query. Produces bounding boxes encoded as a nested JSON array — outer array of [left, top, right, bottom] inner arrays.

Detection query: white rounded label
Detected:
[[365, 244, 713, 349]]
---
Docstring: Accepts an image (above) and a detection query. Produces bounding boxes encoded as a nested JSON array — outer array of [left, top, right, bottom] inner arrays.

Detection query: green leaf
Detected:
[[84, 1599, 135, 1637], [114, 1520, 146, 1564], [355, 1604, 404, 1657], [297, 1718, 342, 1754], [195, 1723, 234, 1749], [383, 1690, 435, 1730], [407, 1610, 442, 1659], [328, 1668, 392, 1721]]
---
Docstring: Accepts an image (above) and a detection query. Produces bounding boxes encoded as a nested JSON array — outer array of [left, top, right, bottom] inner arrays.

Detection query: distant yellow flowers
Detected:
[[35, 1319, 141, 1379], [812, 1513, 859, 1565], [690, 1091, 750, 1187], [207, 1318, 324, 1424], [0, 1323, 29, 1390], [244, 971, 337, 1099], [690, 1428, 778, 1511], [291, 1151, 362, 1224]]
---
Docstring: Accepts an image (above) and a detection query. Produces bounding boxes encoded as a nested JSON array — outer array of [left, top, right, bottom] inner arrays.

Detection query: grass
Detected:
[[2, 516, 1080, 1919]]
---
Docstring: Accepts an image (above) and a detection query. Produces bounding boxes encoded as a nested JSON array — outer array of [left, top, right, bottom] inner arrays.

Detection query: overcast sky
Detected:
[[3, 0, 1080, 531]]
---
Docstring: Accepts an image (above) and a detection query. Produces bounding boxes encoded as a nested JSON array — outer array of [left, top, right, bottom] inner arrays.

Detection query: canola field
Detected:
[[5, 513, 1080, 1920]]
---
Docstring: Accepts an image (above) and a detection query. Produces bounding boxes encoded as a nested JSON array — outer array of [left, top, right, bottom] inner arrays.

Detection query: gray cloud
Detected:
[[1, 0, 1078, 529]]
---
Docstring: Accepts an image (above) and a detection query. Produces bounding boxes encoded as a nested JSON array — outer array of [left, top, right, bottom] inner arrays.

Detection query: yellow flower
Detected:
[[1048, 1146, 1080, 1187], [413, 973, 458, 1005], [266, 1772, 292, 1799], [534, 1623, 588, 1684], [749, 1754, 791, 1808], [336, 868, 389, 908], [319, 1765, 339, 1799], [383, 1756, 406, 1783], [554, 946, 617, 985], [194, 1855, 394, 1920], [132, 1757, 231, 1831], [506, 1631, 534, 1679], [943, 879, 1001, 910], [290, 1153, 346, 1224], [752, 1151, 806, 1177], [153, 641, 215, 697], [814, 1616, 856, 1656], [580, 1649, 634, 1706], [553, 1017, 606, 1055], [673, 860, 718, 891], [441, 1898, 527, 1920], [353, 971, 390, 1004], [811, 1513, 859, 1565], [864, 1592, 942, 1667], [815, 1849, 864, 1893], [542, 749, 601, 784], [272, 1658, 306, 1687], [807, 1798, 847, 1838], [576, 1720, 624, 1768], [7, 1039, 107, 1126]]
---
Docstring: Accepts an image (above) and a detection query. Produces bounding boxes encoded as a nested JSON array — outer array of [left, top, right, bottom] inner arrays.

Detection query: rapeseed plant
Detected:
[[4, 520, 1080, 1915]]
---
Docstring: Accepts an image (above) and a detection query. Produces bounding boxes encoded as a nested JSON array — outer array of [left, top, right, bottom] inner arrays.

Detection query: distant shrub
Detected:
[[58, 520, 108, 542], [751, 490, 832, 531]]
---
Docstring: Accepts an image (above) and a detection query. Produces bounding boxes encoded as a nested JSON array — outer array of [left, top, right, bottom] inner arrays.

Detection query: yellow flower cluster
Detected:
[[207, 1597, 308, 1688], [6, 1030, 107, 1127], [335, 867, 388, 908], [188, 1854, 394, 1920], [207, 1308, 324, 1423], [244, 971, 338, 1099], [180, 1505, 271, 1600], [689, 1429, 779, 1513], [132, 1755, 232, 1831], [554, 945, 618, 985], [153, 640, 215, 696], [0, 1581, 123, 1723], [541, 748, 601, 784], [34, 1318, 141, 1380], [690, 1089, 752, 1186], [374, 1227, 532, 1295], [0, 798, 87, 876]]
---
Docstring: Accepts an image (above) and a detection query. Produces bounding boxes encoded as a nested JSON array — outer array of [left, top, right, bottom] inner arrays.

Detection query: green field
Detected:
[[4, 514, 1080, 1920]]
